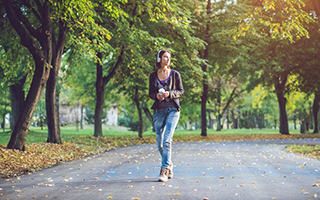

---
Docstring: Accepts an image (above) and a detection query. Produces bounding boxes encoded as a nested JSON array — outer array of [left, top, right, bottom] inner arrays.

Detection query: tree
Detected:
[[3, 0, 106, 150], [235, 0, 314, 134]]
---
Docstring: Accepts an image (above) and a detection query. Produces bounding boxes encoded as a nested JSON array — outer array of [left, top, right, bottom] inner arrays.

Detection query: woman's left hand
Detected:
[[162, 91, 170, 98]]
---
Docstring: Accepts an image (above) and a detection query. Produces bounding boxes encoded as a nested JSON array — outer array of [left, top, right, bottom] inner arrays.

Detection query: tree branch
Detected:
[[12, 3, 40, 40], [3, 0, 43, 61], [22, 0, 42, 21], [103, 45, 126, 85]]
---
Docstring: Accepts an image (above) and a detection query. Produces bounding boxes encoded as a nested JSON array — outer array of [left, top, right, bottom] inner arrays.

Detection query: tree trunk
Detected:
[[274, 74, 289, 134], [2, 115, 5, 133], [208, 112, 213, 129], [238, 111, 241, 129], [80, 105, 84, 129], [142, 102, 154, 132], [5, 1, 53, 150], [46, 20, 67, 143], [313, 94, 320, 133], [93, 46, 125, 137], [9, 77, 26, 129], [94, 52, 105, 137], [201, 0, 211, 137], [46, 63, 61, 143], [134, 86, 143, 138], [216, 114, 222, 131], [300, 120, 306, 134], [230, 109, 236, 128], [8, 61, 51, 150], [226, 111, 229, 129]]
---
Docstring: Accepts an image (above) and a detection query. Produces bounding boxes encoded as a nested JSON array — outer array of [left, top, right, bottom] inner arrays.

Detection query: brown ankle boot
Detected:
[[158, 168, 169, 182], [168, 162, 173, 179]]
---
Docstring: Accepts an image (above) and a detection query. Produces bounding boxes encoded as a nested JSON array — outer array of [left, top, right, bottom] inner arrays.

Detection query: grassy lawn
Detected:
[[0, 125, 319, 179], [0, 125, 303, 145]]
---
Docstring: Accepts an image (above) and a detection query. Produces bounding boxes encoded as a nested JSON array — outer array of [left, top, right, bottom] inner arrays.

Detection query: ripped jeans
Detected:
[[153, 107, 180, 169]]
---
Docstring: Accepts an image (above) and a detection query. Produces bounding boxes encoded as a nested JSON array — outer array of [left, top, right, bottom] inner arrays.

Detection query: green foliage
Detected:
[[237, 0, 314, 42], [84, 107, 95, 125], [60, 50, 96, 108]]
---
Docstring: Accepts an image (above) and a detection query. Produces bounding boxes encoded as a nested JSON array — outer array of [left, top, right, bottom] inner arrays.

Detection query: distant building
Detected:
[[106, 103, 118, 126], [59, 104, 82, 125], [59, 103, 118, 126]]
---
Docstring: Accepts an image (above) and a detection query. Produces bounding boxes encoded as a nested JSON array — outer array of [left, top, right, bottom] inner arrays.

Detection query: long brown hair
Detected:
[[156, 49, 171, 69]]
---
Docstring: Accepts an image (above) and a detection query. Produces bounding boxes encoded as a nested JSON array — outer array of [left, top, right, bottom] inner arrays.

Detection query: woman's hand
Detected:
[[157, 91, 169, 100], [162, 91, 170, 98], [157, 93, 164, 101]]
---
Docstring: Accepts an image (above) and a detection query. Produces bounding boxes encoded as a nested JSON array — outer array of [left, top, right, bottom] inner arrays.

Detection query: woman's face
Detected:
[[161, 52, 171, 67]]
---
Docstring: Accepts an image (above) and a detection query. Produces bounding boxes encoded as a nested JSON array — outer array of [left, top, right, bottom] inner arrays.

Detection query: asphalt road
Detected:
[[1, 139, 319, 200]]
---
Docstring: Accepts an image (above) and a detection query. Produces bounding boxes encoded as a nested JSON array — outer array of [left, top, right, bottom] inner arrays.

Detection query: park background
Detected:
[[1, 0, 320, 178]]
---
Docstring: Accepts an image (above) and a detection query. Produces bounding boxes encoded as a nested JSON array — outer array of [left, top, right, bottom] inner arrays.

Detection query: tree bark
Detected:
[[94, 52, 105, 137], [216, 114, 222, 131], [80, 105, 84, 129], [313, 93, 320, 133], [134, 86, 143, 138], [93, 46, 125, 137], [9, 77, 26, 129], [142, 102, 154, 132], [230, 109, 236, 129], [8, 60, 50, 150], [46, 26, 66, 143], [5, 0, 52, 150], [274, 75, 289, 135], [201, 0, 211, 136], [208, 112, 214, 129]]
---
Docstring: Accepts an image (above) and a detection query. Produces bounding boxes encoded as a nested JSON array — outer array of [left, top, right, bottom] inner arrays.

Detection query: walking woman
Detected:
[[148, 49, 184, 182]]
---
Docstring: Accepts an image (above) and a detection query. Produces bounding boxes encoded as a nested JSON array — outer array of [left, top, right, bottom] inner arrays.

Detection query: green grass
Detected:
[[287, 145, 320, 159], [0, 124, 310, 146]]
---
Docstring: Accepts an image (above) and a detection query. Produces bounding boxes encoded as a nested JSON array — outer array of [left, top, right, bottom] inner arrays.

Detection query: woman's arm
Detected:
[[169, 71, 184, 99], [149, 72, 157, 100]]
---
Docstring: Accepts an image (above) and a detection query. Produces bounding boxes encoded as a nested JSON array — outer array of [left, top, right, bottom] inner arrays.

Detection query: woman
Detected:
[[148, 49, 184, 182]]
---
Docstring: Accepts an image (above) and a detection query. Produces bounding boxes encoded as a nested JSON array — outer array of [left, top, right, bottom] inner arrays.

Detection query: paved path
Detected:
[[1, 139, 319, 200]]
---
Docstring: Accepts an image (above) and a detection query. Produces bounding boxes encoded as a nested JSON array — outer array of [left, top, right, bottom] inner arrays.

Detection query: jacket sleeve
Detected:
[[169, 71, 184, 99], [149, 72, 157, 100]]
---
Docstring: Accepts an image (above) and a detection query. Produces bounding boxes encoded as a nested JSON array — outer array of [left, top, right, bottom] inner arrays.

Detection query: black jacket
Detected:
[[149, 69, 184, 110]]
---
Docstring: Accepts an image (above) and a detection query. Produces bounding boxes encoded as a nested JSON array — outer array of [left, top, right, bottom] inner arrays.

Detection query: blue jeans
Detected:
[[153, 107, 180, 169]]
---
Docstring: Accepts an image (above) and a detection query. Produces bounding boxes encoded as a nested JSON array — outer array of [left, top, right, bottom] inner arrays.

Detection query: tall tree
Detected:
[[200, 0, 211, 136], [3, 0, 104, 150], [236, 0, 314, 134]]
